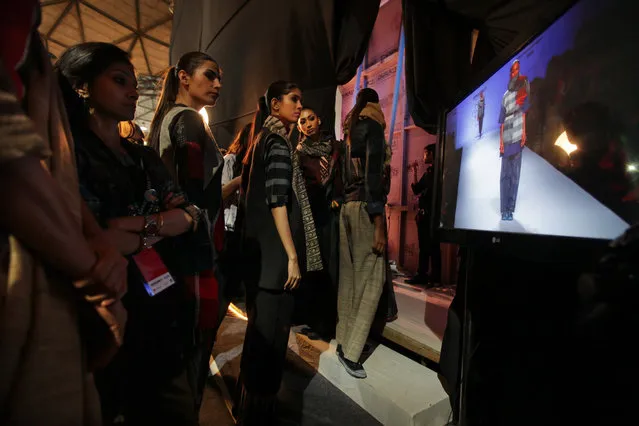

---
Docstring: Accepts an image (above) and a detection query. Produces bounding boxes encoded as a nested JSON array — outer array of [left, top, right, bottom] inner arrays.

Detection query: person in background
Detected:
[[220, 123, 250, 302], [571, 223, 639, 426], [57, 42, 201, 425], [337, 87, 390, 379], [294, 106, 343, 341], [406, 144, 441, 287], [0, 7, 127, 424], [477, 91, 485, 138], [236, 81, 322, 425], [118, 120, 145, 144], [147, 51, 233, 414], [563, 102, 636, 222]]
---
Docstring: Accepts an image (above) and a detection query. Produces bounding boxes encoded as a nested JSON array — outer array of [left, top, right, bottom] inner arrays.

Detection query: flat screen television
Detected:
[[436, 0, 639, 255]]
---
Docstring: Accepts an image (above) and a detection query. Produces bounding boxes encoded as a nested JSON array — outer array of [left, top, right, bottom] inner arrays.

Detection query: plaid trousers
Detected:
[[336, 201, 386, 362]]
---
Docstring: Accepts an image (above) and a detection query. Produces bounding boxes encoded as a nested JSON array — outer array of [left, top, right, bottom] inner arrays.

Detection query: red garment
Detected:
[[184, 210, 225, 329], [0, 0, 38, 100], [170, 110, 225, 330], [515, 76, 529, 107], [185, 141, 205, 180]]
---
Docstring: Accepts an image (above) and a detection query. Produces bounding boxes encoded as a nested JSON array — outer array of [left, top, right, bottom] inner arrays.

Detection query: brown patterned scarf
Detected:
[[297, 135, 333, 181], [297, 136, 332, 158], [263, 115, 323, 272]]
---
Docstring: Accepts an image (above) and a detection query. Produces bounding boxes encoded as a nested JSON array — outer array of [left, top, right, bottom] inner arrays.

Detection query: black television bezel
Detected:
[[433, 0, 619, 261]]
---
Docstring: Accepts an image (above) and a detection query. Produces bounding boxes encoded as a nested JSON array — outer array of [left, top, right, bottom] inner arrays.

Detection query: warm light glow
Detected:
[[227, 303, 247, 321], [199, 107, 209, 125], [554, 131, 578, 155], [627, 163, 638, 173]]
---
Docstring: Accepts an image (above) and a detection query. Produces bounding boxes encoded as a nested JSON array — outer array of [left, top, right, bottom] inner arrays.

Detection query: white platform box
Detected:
[[317, 340, 450, 426]]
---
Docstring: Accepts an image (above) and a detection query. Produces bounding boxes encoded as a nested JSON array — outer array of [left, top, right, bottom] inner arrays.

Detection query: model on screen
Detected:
[[498, 59, 530, 221], [477, 91, 485, 138]]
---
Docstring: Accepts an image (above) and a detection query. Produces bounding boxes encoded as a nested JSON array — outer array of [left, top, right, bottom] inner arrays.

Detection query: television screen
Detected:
[[439, 0, 639, 241]]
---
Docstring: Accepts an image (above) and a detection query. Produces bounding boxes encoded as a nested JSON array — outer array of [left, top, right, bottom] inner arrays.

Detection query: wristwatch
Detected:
[[143, 215, 160, 237]]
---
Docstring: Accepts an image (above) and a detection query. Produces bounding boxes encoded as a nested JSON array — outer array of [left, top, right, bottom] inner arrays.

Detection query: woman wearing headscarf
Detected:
[[0, 4, 127, 424]]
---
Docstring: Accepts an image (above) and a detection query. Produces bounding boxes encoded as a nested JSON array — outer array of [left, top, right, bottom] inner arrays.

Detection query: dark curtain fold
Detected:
[[401, 0, 577, 133], [333, 0, 382, 85], [170, 0, 203, 64], [170, 0, 380, 148], [402, 0, 473, 133]]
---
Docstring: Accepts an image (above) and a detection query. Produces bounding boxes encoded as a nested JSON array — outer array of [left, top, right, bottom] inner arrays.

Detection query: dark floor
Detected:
[[198, 315, 381, 426], [199, 383, 236, 426]]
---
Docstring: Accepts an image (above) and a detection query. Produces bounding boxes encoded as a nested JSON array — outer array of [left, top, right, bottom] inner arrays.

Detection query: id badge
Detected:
[[133, 248, 176, 296]]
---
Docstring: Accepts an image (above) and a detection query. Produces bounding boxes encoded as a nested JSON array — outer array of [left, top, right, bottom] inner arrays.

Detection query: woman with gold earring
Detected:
[[294, 106, 343, 341]]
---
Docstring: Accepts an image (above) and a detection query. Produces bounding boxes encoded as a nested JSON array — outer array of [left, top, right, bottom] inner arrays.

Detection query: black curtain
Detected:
[[170, 0, 380, 148], [401, 0, 577, 133]]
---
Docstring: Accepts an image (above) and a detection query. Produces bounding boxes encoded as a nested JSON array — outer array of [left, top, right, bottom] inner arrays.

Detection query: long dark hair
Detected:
[[347, 87, 379, 138], [243, 80, 300, 165], [148, 51, 217, 152], [228, 122, 252, 157], [55, 42, 132, 131]]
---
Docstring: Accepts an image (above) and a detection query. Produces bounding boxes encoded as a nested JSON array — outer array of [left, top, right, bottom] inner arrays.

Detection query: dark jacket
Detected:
[[344, 118, 387, 216], [161, 107, 224, 274], [76, 131, 189, 329], [240, 130, 305, 291], [412, 165, 434, 213], [298, 137, 344, 227]]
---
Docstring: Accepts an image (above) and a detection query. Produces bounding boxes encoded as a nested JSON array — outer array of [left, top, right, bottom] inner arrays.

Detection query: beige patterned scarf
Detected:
[[263, 115, 323, 272], [343, 102, 392, 167], [1, 36, 101, 425]]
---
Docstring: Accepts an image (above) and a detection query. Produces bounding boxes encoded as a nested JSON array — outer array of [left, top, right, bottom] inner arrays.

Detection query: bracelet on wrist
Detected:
[[143, 214, 160, 238], [137, 233, 150, 252]]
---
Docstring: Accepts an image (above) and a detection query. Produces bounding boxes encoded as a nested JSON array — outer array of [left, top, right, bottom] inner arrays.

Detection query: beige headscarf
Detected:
[[0, 36, 101, 426], [343, 102, 392, 166]]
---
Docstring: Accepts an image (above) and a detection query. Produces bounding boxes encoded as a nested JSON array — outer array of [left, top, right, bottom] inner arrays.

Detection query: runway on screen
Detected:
[[453, 129, 629, 240]]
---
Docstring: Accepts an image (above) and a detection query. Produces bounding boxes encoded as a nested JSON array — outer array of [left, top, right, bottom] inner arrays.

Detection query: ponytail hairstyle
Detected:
[[347, 87, 379, 139], [227, 122, 252, 157], [243, 80, 300, 165], [55, 42, 132, 133], [148, 51, 217, 152]]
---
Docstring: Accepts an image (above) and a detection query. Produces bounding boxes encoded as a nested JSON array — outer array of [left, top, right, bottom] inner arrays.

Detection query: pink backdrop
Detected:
[[338, 0, 457, 283]]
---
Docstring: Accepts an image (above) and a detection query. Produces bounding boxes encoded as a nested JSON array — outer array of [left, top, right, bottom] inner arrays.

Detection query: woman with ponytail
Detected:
[[235, 81, 322, 425], [147, 52, 232, 413], [337, 87, 391, 379], [56, 42, 201, 425]]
